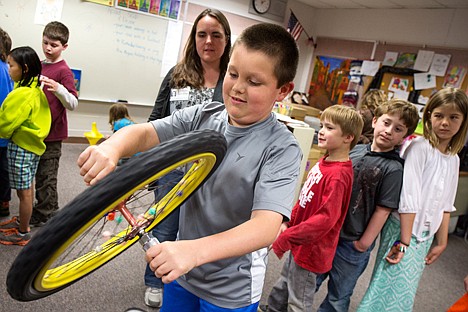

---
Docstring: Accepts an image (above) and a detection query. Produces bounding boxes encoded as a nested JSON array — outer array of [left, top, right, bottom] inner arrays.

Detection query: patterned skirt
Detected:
[[357, 215, 433, 312]]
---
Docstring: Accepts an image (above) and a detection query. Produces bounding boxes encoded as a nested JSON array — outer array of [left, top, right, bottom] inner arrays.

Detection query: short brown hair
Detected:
[[374, 99, 419, 137], [43, 21, 69, 45], [232, 23, 298, 88], [320, 105, 364, 150], [0, 27, 12, 62]]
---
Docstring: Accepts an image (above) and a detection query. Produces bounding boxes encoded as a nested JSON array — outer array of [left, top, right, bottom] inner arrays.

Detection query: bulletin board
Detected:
[[0, 0, 173, 105], [313, 36, 468, 107], [376, 69, 414, 98]]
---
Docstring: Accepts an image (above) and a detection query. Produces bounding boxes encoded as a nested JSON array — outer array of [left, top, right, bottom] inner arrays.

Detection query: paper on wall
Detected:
[[393, 90, 409, 101], [382, 52, 398, 66], [414, 72, 436, 90], [413, 50, 435, 72], [429, 54, 451, 76], [34, 0, 64, 25], [361, 61, 381, 76]]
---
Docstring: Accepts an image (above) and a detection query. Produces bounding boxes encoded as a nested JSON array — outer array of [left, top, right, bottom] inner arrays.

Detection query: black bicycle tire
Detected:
[[7, 129, 227, 301]]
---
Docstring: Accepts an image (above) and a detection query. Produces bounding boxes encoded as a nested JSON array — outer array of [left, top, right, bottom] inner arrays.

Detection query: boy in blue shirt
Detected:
[[0, 27, 14, 217], [78, 23, 302, 311]]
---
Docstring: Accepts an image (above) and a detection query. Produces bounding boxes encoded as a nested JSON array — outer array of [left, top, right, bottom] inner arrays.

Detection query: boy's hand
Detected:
[[276, 222, 288, 238], [464, 274, 468, 292], [424, 244, 446, 265], [145, 241, 198, 284], [353, 240, 367, 252], [77, 145, 118, 185], [40, 75, 60, 92]]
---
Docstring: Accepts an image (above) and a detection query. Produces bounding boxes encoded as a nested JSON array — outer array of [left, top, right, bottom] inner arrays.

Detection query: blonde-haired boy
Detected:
[[265, 105, 364, 311]]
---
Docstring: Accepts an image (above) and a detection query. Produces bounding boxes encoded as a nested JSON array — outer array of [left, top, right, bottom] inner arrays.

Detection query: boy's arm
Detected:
[[145, 209, 283, 284], [77, 122, 159, 185], [354, 205, 392, 251], [425, 211, 450, 265], [54, 83, 78, 110], [41, 76, 78, 110], [273, 178, 349, 258]]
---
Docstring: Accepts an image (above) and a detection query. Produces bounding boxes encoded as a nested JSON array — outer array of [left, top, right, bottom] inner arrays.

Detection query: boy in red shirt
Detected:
[[265, 105, 364, 311]]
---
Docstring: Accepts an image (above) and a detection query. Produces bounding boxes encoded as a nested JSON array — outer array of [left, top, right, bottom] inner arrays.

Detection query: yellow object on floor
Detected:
[[84, 122, 103, 145]]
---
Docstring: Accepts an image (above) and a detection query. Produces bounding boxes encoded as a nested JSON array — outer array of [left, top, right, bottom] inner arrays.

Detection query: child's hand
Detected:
[[276, 222, 288, 238], [77, 145, 118, 185], [353, 240, 367, 252], [464, 274, 468, 292], [40, 75, 60, 92], [424, 244, 446, 265], [385, 244, 405, 264], [145, 241, 198, 284]]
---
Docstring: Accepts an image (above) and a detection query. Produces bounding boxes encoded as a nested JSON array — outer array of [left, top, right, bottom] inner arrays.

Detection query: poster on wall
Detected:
[[388, 76, 409, 92], [443, 65, 466, 88], [71, 69, 82, 97], [85, 0, 114, 6], [309, 56, 352, 111], [116, 0, 180, 19], [394, 53, 417, 69]]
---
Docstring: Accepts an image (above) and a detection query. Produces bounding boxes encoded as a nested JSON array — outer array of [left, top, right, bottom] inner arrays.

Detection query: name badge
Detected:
[[170, 87, 190, 101]]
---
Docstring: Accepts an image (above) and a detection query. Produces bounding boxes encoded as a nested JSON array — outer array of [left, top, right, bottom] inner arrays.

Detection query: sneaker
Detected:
[[29, 214, 48, 228], [258, 304, 268, 312], [0, 201, 10, 217], [0, 228, 31, 246], [0, 216, 19, 232], [144, 287, 162, 308]]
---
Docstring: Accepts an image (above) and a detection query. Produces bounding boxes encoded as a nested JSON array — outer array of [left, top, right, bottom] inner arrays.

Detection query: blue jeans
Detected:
[[161, 280, 259, 312], [144, 169, 184, 288], [316, 239, 374, 312]]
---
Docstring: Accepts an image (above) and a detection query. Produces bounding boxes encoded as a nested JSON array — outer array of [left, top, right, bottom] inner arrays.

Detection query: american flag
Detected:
[[288, 11, 304, 41]]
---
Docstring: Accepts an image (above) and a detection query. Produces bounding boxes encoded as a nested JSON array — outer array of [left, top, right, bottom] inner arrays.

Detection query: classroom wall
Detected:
[[309, 8, 468, 49], [66, 1, 468, 137]]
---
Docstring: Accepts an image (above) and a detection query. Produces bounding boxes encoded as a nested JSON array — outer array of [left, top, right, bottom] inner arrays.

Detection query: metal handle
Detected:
[[139, 232, 159, 251]]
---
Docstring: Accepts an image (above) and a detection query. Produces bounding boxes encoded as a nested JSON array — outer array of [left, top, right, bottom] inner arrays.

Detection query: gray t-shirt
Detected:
[[340, 143, 404, 241], [152, 102, 302, 308]]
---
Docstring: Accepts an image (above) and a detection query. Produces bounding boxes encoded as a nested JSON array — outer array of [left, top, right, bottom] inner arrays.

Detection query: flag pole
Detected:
[[289, 10, 316, 48]]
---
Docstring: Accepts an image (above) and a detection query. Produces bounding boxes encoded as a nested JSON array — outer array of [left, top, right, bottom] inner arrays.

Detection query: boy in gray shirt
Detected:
[[78, 23, 302, 311]]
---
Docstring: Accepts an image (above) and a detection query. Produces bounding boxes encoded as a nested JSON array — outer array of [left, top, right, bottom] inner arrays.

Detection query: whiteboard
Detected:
[[0, 0, 170, 105]]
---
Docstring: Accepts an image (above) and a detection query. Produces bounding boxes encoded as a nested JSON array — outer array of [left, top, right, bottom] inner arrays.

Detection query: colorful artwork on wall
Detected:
[[308, 56, 352, 111], [116, 0, 180, 19]]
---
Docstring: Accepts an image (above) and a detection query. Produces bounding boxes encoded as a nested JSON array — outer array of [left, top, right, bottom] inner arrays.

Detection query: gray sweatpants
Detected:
[[267, 253, 317, 312]]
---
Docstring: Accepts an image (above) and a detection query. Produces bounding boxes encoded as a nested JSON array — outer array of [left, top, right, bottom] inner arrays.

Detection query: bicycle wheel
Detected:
[[7, 129, 227, 301]]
